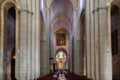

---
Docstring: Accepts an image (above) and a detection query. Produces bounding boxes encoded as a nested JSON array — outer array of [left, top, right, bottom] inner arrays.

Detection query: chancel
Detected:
[[0, 0, 120, 80]]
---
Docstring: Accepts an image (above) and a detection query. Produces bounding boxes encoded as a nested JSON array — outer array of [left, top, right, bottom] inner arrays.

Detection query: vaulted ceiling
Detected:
[[111, 0, 120, 8], [41, 0, 81, 32], [50, 0, 73, 32], [45, 0, 79, 32]]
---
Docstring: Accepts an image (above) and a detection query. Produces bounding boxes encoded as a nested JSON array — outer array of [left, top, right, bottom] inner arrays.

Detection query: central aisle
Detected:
[[38, 70, 92, 80]]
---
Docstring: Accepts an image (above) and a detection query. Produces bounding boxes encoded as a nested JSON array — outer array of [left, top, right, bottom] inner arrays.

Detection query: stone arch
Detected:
[[46, 0, 77, 9], [111, 1, 120, 78], [55, 48, 68, 70], [0, 0, 19, 9], [0, 0, 19, 80], [55, 48, 67, 56]]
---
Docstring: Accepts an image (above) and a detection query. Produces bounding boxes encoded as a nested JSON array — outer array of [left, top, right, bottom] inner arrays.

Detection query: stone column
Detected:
[[40, 10, 49, 76], [35, 0, 40, 78], [93, 0, 100, 80], [73, 7, 80, 75], [85, 0, 91, 78], [0, 5, 5, 80], [19, 0, 28, 79], [46, 8, 50, 74], [76, 10, 85, 75], [70, 32, 73, 72], [90, 0, 95, 79], [15, 5, 20, 80], [98, 0, 112, 80], [78, 16, 85, 75], [40, 40, 48, 76], [31, 0, 36, 79], [26, 0, 32, 79]]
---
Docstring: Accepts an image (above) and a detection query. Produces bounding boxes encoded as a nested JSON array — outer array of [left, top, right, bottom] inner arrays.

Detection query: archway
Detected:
[[55, 49, 67, 70], [1, 3, 16, 80], [111, 3, 120, 78], [4, 6, 16, 80]]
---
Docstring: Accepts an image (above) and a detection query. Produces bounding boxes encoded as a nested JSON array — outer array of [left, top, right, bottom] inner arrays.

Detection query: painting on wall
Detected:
[[56, 33, 66, 46]]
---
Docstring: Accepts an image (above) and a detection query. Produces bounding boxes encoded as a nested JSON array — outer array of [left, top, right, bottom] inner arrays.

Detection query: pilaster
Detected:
[[19, 0, 28, 79]]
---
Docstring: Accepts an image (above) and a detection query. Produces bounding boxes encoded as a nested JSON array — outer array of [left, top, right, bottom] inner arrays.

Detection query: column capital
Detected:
[[107, 0, 113, 7], [72, 7, 77, 12], [46, 8, 50, 13]]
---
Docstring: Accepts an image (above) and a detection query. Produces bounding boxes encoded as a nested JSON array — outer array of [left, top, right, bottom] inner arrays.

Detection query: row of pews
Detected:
[[38, 70, 92, 80]]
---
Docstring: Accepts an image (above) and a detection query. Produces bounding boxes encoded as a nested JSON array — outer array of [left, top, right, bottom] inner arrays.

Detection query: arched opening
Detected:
[[2, 4, 16, 80], [55, 49, 67, 70], [111, 4, 120, 78]]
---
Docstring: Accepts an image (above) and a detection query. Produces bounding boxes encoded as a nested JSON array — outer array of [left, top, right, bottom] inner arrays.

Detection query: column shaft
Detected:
[[94, 0, 100, 80], [35, 0, 40, 78], [90, 0, 95, 79], [31, 0, 36, 79], [85, 0, 91, 78], [99, 0, 112, 80], [0, 6, 4, 80], [40, 41, 49, 76], [15, 7, 20, 80], [40, 11, 49, 76], [94, 0, 101, 80], [73, 8, 80, 75], [19, 8, 28, 80], [27, 0, 32, 79]]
